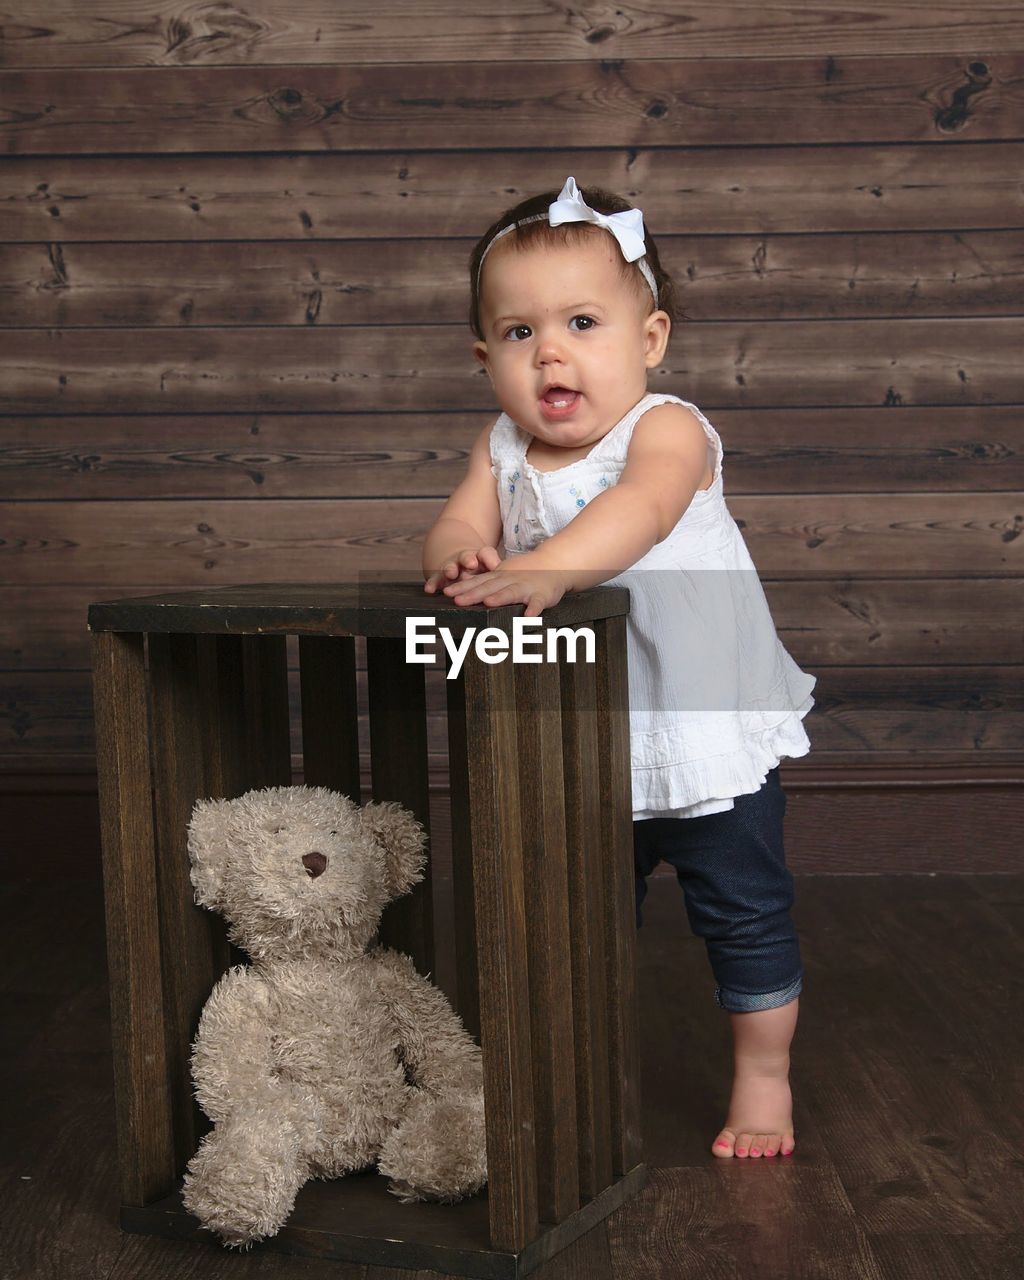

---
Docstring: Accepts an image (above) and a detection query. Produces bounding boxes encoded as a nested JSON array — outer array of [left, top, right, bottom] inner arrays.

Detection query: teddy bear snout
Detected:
[[301, 851, 328, 878]]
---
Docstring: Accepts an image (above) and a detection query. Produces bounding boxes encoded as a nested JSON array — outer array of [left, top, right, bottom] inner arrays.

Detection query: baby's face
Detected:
[[473, 235, 670, 450]]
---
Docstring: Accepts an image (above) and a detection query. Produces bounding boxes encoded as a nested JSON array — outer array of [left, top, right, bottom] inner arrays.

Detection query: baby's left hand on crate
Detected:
[[441, 563, 568, 617]]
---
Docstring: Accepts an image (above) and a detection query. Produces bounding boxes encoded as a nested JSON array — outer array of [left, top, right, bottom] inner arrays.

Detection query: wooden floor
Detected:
[[3, 871, 1023, 1280]]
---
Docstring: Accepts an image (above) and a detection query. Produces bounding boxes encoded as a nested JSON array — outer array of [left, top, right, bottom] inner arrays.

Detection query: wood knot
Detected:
[[934, 63, 992, 133], [277, 87, 302, 106]]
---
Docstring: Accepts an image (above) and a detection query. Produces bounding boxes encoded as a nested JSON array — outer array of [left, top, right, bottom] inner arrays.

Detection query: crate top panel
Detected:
[[87, 580, 631, 636]]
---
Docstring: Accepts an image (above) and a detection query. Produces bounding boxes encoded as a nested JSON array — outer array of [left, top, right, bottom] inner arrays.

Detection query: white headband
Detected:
[[476, 175, 659, 306]]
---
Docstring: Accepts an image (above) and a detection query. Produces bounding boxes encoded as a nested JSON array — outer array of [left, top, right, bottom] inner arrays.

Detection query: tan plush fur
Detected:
[[179, 784, 487, 1248]]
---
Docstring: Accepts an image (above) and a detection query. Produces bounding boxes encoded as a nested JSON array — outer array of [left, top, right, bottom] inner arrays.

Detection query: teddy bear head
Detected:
[[187, 785, 427, 962]]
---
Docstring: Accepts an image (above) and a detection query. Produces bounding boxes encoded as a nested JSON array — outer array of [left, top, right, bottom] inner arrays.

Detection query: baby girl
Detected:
[[422, 177, 816, 1160]]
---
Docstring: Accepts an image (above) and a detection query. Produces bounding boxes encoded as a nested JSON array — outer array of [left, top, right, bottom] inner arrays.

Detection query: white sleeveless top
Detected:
[[489, 392, 817, 820]]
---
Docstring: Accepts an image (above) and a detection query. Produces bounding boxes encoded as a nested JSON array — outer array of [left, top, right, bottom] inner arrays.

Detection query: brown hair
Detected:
[[468, 182, 680, 340]]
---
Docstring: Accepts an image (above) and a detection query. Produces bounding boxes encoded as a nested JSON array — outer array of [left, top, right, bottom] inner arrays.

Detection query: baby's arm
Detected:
[[422, 423, 503, 593], [524, 403, 709, 590], [502, 403, 709, 592]]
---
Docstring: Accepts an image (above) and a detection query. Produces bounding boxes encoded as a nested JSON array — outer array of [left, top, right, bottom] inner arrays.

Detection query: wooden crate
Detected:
[[88, 581, 646, 1278]]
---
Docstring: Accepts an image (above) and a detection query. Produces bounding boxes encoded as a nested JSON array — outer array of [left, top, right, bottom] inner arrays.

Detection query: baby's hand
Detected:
[[424, 546, 502, 595], [441, 564, 567, 618]]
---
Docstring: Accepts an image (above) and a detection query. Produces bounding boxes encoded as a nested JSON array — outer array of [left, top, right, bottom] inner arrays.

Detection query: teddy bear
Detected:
[[179, 783, 488, 1249]]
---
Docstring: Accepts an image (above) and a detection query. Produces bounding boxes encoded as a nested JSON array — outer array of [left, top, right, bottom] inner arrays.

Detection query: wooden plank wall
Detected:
[[2, 4, 1022, 871]]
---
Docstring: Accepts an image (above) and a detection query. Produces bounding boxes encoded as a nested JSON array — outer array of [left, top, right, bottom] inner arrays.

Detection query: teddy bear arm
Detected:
[[191, 969, 284, 1120], [383, 959, 483, 1097]]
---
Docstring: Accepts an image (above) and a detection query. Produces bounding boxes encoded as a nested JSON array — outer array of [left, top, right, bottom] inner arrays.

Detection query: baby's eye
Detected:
[[504, 324, 532, 341], [569, 315, 596, 332]]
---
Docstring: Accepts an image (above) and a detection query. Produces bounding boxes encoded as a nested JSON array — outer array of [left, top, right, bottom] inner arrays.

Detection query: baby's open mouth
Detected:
[[540, 386, 580, 408]]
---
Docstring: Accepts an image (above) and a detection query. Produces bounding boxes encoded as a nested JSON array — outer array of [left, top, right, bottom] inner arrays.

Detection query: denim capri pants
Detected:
[[633, 766, 803, 1014]]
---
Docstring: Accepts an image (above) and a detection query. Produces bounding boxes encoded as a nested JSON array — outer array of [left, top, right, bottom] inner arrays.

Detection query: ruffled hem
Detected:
[[634, 794, 737, 820], [630, 693, 814, 816]]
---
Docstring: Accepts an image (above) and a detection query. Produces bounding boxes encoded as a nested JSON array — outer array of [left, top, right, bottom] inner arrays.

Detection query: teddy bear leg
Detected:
[[182, 1112, 312, 1248], [377, 1090, 488, 1205]]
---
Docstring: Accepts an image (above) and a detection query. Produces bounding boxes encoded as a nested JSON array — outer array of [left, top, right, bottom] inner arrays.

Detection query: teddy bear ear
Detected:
[[187, 796, 233, 909], [359, 800, 427, 900]]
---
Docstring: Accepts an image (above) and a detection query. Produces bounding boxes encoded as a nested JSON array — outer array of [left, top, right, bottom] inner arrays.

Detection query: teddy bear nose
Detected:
[[301, 851, 328, 879]]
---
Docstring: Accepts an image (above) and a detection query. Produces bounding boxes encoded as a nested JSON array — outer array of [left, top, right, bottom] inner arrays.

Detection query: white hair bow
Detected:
[[547, 176, 648, 263], [475, 175, 659, 304]]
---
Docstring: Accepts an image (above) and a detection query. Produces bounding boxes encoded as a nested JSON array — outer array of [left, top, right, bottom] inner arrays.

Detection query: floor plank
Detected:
[[606, 1166, 882, 1280], [796, 877, 1024, 1237], [866, 1232, 1024, 1280], [0, 881, 125, 1280]]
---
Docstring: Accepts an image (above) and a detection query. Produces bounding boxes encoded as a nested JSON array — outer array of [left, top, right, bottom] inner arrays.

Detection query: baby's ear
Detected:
[[187, 796, 234, 910], [359, 800, 427, 900]]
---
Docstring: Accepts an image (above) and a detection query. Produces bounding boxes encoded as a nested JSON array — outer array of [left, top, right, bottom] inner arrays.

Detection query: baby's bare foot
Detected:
[[711, 1071, 795, 1159]]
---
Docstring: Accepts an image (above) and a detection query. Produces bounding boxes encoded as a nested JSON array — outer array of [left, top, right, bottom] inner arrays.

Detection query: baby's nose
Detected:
[[536, 331, 567, 356], [301, 851, 328, 878]]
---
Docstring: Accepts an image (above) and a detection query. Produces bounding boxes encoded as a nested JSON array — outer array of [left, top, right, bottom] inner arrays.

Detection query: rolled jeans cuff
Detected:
[[715, 971, 803, 1013]]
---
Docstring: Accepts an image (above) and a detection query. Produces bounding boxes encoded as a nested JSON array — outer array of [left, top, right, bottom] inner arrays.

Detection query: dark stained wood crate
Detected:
[[88, 580, 647, 1276]]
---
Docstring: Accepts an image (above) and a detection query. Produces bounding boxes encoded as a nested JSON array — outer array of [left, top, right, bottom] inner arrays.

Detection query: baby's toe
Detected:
[[734, 1132, 755, 1157], [712, 1128, 736, 1158]]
